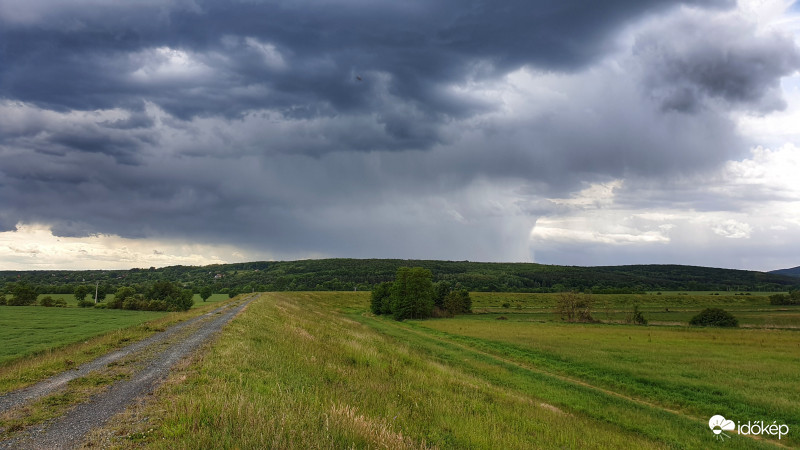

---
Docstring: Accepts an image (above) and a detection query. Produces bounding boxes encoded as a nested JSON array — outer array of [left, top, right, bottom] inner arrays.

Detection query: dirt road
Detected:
[[0, 295, 257, 449]]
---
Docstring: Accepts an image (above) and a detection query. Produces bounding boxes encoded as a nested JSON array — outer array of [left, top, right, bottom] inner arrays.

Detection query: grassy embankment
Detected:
[[0, 295, 236, 393], [105, 292, 797, 449]]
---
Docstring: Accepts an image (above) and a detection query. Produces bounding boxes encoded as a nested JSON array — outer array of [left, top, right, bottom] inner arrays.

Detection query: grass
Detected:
[[0, 307, 165, 365], [471, 292, 800, 328], [100, 292, 794, 449], [0, 297, 239, 394]]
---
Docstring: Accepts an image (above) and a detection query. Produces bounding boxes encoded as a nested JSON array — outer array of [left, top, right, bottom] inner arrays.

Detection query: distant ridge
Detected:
[[2, 259, 800, 293], [770, 266, 800, 278]]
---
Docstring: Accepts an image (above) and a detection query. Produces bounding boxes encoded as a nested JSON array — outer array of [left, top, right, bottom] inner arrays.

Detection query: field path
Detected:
[[384, 318, 789, 449], [0, 294, 257, 449]]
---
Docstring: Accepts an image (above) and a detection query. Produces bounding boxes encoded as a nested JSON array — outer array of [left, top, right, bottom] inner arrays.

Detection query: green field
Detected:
[[0, 307, 166, 365], [470, 292, 800, 328], [108, 292, 798, 449]]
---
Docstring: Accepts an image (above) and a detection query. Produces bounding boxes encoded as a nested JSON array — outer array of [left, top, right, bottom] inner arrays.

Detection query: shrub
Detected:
[[626, 304, 648, 325], [53, 298, 67, 307], [39, 296, 56, 307], [0, 294, 6, 306], [769, 291, 800, 305], [689, 308, 738, 327], [555, 292, 595, 323], [77, 299, 95, 308]]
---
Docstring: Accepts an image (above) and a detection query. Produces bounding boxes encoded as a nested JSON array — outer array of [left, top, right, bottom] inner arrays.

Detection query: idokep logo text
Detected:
[[709, 415, 790, 442]]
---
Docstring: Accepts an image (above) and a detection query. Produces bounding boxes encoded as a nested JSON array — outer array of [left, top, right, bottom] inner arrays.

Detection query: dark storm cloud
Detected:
[[1, 0, 734, 128], [1, 0, 799, 266]]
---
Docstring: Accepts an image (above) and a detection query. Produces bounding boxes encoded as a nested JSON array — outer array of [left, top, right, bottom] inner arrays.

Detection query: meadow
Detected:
[[0, 308, 165, 366], [105, 291, 799, 449], [0, 296, 236, 394]]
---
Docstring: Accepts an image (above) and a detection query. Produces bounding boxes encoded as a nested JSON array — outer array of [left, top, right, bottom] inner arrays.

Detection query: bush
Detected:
[[689, 308, 738, 327], [77, 299, 95, 308], [39, 296, 56, 307], [769, 291, 800, 305], [555, 292, 595, 323], [123, 296, 146, 311], [53, 298, 67, 307], [626, 304, 648, 325], [0, 294, 6, 306]]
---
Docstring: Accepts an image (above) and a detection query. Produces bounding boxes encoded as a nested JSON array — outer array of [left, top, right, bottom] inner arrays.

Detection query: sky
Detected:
[[1, 0, 799, 271]]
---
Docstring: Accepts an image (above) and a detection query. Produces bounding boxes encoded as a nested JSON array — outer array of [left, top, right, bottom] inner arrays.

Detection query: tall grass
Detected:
[[116, 292, 784, 449]]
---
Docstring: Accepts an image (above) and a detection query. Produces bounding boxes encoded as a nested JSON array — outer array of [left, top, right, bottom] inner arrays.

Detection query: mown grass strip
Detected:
[[400, 319, 800, 440]]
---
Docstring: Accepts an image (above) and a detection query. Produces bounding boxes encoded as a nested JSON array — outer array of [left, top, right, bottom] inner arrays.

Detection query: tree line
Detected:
[[371, 267, 472, 320], [0, 281, 199, 311], [3, 259, 798, 295]]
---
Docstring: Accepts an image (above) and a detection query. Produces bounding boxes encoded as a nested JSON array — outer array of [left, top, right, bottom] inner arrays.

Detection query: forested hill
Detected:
[[2, 259, 799, 295], [770, 266, 800, 278]]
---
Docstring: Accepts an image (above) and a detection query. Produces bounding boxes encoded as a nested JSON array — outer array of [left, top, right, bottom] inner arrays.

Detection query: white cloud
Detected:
[[0, 223, 258, 270]]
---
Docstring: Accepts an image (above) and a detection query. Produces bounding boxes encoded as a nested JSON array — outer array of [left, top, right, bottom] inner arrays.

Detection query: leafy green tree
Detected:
[[95, 285, 108, 302], [146, 281, 194, 311], [370, 282, 392, 315], [74, 285, 90, 302], [200, 286, 214, 302], [8, 283, 38, 306], [112, 286, 137, 309], [434, 281, 452, 309], [390, 267, 434, 321], [443, 289, 472, 315]]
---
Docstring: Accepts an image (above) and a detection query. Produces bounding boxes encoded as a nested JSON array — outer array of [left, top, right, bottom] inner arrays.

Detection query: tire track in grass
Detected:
[[0, 295, 257, 450], [361, 315, 788, 449]]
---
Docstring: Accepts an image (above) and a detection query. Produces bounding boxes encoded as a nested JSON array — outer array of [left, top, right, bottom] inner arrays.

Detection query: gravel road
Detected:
[[0, 294, 257, 449]]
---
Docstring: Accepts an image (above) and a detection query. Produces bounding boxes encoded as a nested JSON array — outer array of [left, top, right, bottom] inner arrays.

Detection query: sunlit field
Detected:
[[111, 292, 797, 449]]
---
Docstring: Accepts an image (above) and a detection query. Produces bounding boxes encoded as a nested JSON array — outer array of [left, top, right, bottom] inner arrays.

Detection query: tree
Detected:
[[370, 282, 392, 315], [390, 267, 434, 321], [443, 289, 472, 315], [434, 281, 452, 309], [146, 281, 194, 311], [95, 284, 108, 302], [8, 283, 38, 306], [555, 291, 595, 323], [74, 285, 90, 302], [112, 286, 137, 309], [200, 286, 214, 302]]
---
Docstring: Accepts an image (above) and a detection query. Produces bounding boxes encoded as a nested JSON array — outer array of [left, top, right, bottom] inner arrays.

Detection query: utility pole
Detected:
[[94, 281, 99, 304]]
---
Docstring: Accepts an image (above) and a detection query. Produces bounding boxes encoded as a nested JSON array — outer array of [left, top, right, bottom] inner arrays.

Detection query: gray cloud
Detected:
[[635, 9, 800, 113], [1, 0, 799, 268]]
